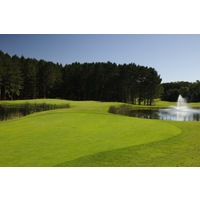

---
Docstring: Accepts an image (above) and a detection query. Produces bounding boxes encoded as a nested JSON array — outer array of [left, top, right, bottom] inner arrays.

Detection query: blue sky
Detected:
[[0, 34, 200, 83]]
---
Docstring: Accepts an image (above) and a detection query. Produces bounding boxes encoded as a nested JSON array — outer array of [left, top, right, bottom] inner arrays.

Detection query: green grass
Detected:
[[0, 99, 200, 166], [0, 99, 69, 106], [60, 121, 200, 166]]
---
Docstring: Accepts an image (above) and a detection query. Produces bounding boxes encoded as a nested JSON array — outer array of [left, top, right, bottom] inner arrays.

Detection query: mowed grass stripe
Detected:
[[58, 121, 200, 167], [0, 100, 181, 166]]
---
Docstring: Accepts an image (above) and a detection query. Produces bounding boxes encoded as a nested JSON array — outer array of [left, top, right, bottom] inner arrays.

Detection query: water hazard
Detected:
[[109, 94, 200, 121], [129, 109, 200, 121], [0, 103, 70, 121], [127, 95, 200, 121]]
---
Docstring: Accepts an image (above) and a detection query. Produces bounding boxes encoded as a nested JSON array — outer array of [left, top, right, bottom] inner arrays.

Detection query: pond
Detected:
[[129, 109, 200, 121], [0, 103, 70, 121]]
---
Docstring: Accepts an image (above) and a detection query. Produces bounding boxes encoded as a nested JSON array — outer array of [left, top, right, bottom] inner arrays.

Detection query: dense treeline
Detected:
[[0, 50, 162, 105], [161, 81, 200, 102], [63, 62, 162, 105], [0, 51, 63, 100]]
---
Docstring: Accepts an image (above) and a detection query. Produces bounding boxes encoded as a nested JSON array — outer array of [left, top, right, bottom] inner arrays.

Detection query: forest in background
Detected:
[[161, 81, 200, 102], [1, 50, 191, 105]]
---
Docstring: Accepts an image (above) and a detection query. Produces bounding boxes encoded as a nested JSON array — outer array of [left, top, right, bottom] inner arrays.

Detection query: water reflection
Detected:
[[0, 103, 69, 121], [129, 109, 200, 121], [159, 108, 200, 121]]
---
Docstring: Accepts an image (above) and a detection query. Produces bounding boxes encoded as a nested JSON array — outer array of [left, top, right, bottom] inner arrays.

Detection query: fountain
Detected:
[[177, 95, 187, 109], [159, 94, 200, 121], [171, 94, 189, 111], [120, 94, 200, 121]]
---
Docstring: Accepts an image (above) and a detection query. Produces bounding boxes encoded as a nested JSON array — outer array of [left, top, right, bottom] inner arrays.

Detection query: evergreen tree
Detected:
[[0, 50, 163, 103], [20, 57, 38, 99], [0, 53, 23, 99]]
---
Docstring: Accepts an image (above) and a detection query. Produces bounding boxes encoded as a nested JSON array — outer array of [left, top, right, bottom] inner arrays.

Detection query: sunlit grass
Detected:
[[0, 99, 200, 166], [0, 99, 69, 106]]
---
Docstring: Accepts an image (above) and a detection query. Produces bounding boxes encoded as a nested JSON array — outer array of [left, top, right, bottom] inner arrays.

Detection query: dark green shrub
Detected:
[[108, 104, 133, 116], [118, 105, 133, 115], [108, 106, 117, 114]]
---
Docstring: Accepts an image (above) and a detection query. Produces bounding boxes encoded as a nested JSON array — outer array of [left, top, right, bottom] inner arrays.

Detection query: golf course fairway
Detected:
[[0, 99, 200, 166]]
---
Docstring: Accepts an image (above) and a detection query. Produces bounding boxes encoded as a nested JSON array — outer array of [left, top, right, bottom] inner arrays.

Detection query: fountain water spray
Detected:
[[177, 94, 187, 109], [172, 94, 189, 111], [159, 94, 200, 121]]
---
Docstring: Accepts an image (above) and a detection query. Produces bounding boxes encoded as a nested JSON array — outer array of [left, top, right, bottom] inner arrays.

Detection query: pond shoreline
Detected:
[[0, 102, 70, 121], [108, 104, 200, 121]]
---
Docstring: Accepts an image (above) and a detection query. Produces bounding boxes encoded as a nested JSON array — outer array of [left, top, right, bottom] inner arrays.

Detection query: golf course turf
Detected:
[[0, 99, 200, 166]]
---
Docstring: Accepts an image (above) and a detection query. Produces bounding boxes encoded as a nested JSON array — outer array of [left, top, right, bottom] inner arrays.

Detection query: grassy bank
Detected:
[[0, 99, 200, 166], [0, 99, 70, 106]]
